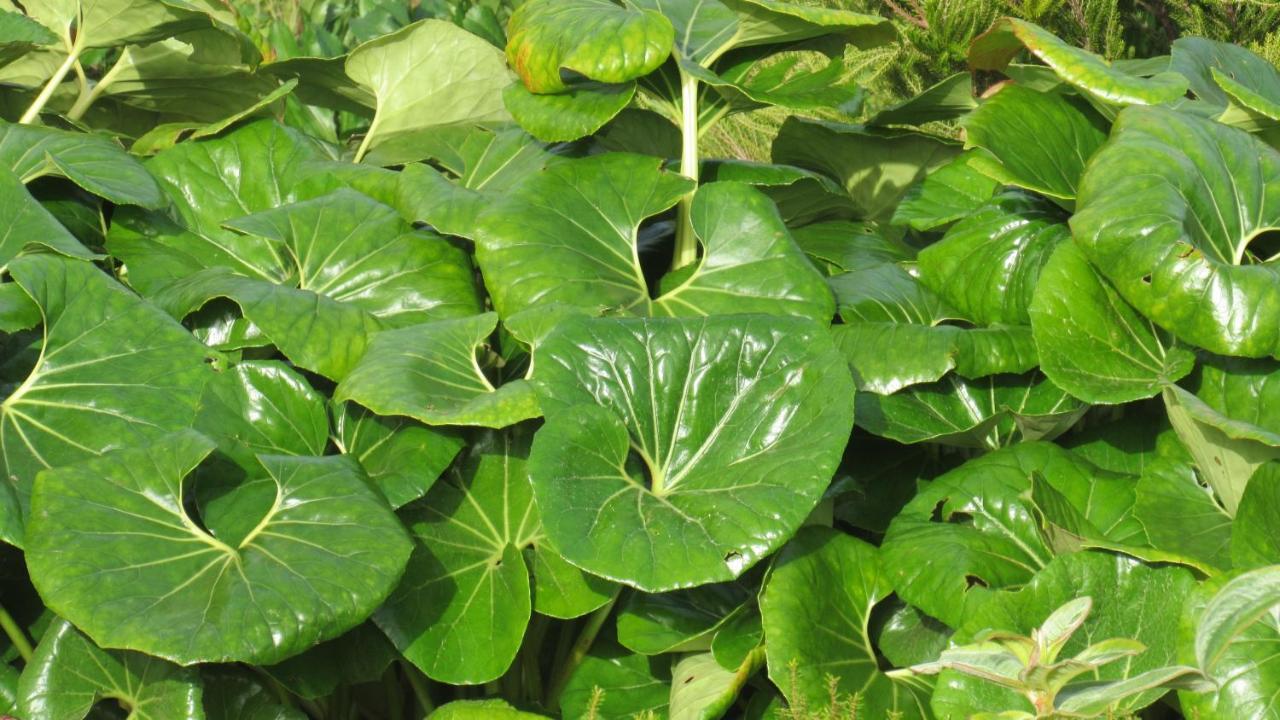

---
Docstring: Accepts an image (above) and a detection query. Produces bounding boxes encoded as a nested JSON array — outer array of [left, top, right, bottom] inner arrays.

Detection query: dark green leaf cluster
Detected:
[[0, 2, 1277, 720]]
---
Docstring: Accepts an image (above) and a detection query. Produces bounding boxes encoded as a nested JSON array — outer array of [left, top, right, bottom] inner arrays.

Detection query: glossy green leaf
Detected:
[[473, 156, 832, 322], [334, 314, 540, 429], [0, 169, 93, 267], [856, 372, 1083, 449], [961, 86, 1107, 201], [18, 619, 202, 720], [14, 0, 214, 50], [505, 0, 673, 93], [869, 71, 976, 127], [25, 430, 412, 665], [1133, 459, 1233, 571], [202, 668, 306, 720], [375, 430, 535, 684], [1071, 105, 1280, 358], [194, 360, 327, 473], [560, 640, 670, 720], [710, 604, 763, 670], [874, 603, 951, 668], [530, 315, 854, 591], [1178, 568, 1280, 720], [933, 551, 1196, 717], [503, 80, 634, 143], [0, 254, 211, 545], [761, 527, 929, 718], [431, 699, 550, 719], [1171, 37, 1280, 120], [618, 582, 750, 655], [1234, 463, 1280, 568], [331, 402, 465, 510], [346, 20, 513, 165], [0, 121, 162, 207], [772, 118, 959, 221], [891, 150, 999, 231], [262, 623, 395, 700], [918, 190, 1068, 326], [1030, 241, 1195, 404], [669, 649, 763, 720], [789, 220, 911, 275], [969, 18, 1188, 105], [881, 443, 1114, 627]]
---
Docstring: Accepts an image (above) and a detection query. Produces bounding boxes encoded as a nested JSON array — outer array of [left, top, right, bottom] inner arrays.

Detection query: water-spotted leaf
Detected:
[[25, 430, 412, 665], [506, 0, 673, 94], [961, 85, 1107, 201], [1030, 242, 1195, 404], [334, 313, 540, 429], [347, 20, 513, 165], [0, 254, 211, 546], [472, 155, 832, 322], [969, 18, 1187, 105], [529, 315, 854, 591], [761, 527, 929, 718], [17, 619, 202, 720], [1071, 105, 1280, 358], [330, 402, 465, 510], [0, 121, 162, 207]]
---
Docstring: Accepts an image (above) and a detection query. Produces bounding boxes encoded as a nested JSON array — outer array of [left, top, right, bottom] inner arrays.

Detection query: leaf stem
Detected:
[[546, 591, 621, 707], [353, 112, 381, 164], [19, 37, 82, 124], [67, 51, 128, 122], [671, 67, 700, 271], [0, 604, 32, 663], [401, 659, 434, 715]]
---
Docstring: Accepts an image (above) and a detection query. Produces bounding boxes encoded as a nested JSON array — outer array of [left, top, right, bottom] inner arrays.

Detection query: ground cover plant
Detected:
[[0, 0, 1278, 718]]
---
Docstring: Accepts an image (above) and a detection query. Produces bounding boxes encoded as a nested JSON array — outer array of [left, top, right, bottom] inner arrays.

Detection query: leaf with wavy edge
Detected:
[[25, 430, 412, 665], [969, 18, 1187, 105]]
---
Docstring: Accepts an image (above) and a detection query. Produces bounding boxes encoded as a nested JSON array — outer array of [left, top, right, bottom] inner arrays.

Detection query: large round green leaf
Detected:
[[760, 527, 929, 718], [505, 0, 673, 94], [1, 254, 212, 546], [881, 443, 1135, 627], [346, 20, 513, 165], [1030, 241, 1196, 404], [529, 315, 854, 591], [917, 190, 1068, 326], [330, 402, 464, 510], [25, 430, 412, 665], [1071, 105, 1280, 358], [334, 313, 540, 429], [18, 619, 202, 720], [471, 154, 832, 323], [961, 86, 1107, 201]]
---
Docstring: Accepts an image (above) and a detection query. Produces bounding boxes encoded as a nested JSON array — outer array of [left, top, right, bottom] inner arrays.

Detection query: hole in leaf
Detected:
[[1245, 229, 1280, 264], [964, 574, 989, 589], [946, 511, 974, 526], [1140, 274, 1152, 285], [624, 445, 658, 492], [187, 468, 278, 547]]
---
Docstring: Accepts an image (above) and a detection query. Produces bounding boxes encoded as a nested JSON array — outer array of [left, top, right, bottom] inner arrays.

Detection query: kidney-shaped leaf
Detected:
[[1, 254, 211, 545], [473, 155, 832, 322], [529, 315, 854, 591], [25, 430, 413, 665], [761, 527, 929, 718], [1072, 105, 1280, 358], [18, 619, 203, 720]]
